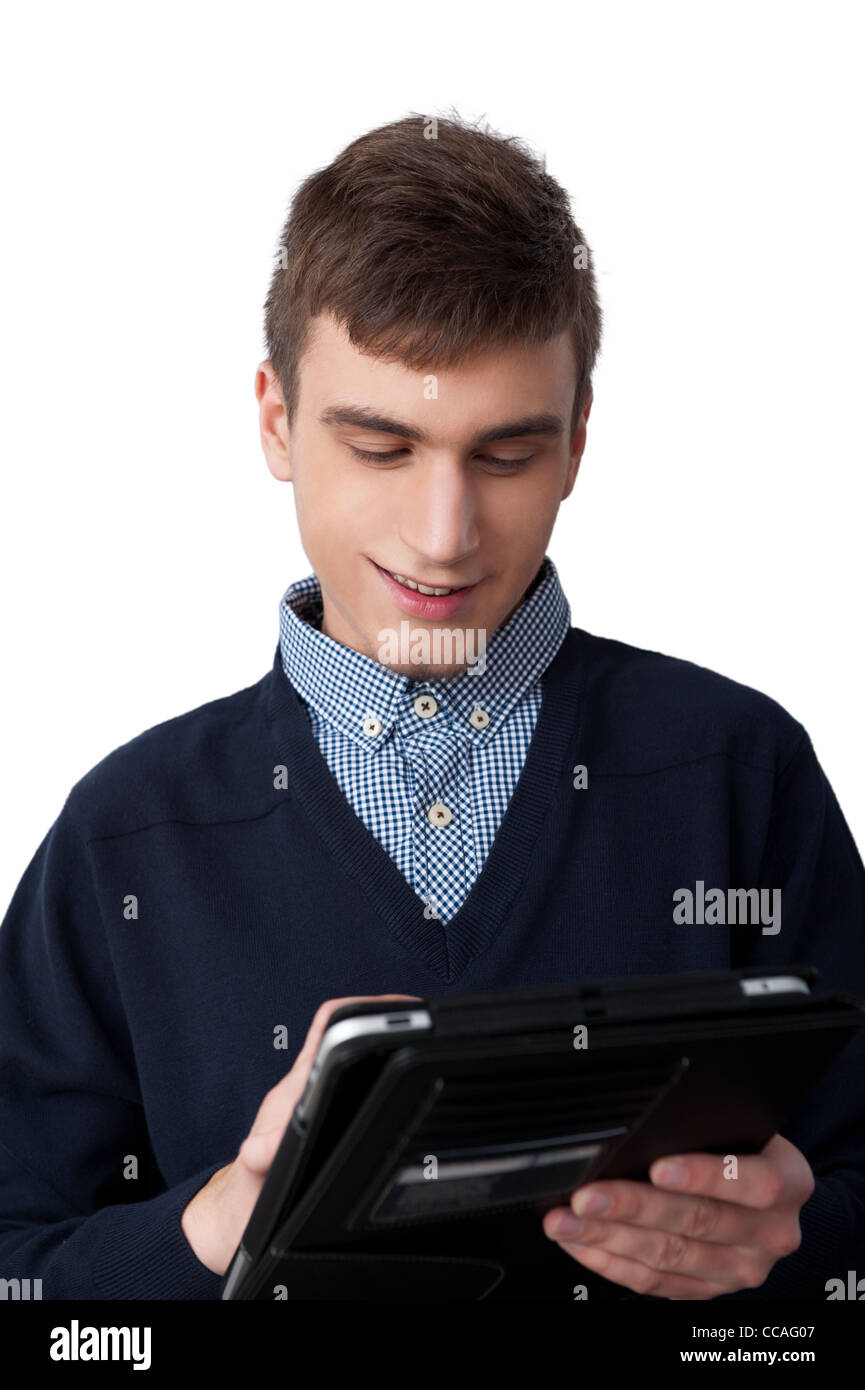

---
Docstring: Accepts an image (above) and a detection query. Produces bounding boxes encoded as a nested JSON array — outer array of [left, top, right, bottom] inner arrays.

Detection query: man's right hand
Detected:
[[180, 995, 422, 1276]]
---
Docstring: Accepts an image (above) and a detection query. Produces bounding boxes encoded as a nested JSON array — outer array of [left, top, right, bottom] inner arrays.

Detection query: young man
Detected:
[[1, 114, 863, 1303]]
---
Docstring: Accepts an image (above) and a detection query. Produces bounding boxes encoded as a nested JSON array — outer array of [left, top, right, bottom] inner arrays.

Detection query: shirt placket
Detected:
[[401, 716, 475, 925]]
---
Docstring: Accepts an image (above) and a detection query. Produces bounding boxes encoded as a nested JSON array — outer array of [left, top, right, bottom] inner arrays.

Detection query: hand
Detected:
[[180, 993, 422, 1276], [543, 1133, 814, 1299]]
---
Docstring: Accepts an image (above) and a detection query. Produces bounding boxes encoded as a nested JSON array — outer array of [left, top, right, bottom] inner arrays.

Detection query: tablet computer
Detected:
[[222, 964, 865, 1300]]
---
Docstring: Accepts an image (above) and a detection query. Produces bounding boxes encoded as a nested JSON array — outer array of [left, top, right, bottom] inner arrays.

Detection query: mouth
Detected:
[[385, 570, 466, 596], [370, 560, 481, 618]]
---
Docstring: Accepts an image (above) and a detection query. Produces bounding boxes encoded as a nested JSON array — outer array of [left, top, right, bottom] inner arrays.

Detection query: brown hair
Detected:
[[264, 111, 602, 440]]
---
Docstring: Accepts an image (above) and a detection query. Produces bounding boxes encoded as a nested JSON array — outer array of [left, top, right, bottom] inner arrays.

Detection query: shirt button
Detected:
[[468, 706, 490, 730], [427, 802, 453, 828], [413, 693, 438, 719], [362, 715, 383, 738]]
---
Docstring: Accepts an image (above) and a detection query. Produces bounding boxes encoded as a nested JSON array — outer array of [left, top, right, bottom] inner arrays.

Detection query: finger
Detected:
[[240, 995, 423, 1176], [255, 995, 423, 1125], [270, 995, 423, 1104], [544, 1208, 769, 1288], [300, 994, 423, 1068], [551, 1236, 730, 1300], [568, 1177, 767, 1246], [238, 1126, 286, 1174], [647, 1133, 811, 1210]]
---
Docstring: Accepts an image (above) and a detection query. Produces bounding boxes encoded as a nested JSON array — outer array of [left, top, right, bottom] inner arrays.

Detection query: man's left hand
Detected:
[[543, 1133, 814, 1299]]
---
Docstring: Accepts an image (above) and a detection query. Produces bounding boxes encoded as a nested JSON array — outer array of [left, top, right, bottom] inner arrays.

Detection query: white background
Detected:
[[1, 1, 862, 913]]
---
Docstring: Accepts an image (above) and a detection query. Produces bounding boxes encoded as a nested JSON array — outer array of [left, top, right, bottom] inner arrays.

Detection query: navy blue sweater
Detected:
[[1, 629, 864, 1300]]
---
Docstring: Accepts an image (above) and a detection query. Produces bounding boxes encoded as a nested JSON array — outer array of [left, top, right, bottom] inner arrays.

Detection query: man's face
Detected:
[[257, 311, 590, 680]]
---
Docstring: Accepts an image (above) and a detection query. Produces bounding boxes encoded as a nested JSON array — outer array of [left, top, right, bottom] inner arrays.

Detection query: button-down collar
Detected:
[[278, 554, 571, 752]]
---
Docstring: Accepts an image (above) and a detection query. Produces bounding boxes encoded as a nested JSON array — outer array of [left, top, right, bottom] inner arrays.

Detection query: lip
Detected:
[[371, 560, 480, 619]]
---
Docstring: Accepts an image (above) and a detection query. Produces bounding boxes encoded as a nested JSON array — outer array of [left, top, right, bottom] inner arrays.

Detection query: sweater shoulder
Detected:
[[64, 667, 278, 841], [570, 628, 807, 776]]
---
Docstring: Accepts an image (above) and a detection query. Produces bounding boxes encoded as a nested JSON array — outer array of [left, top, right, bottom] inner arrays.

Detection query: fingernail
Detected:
[[655, 1163, 688, 1187], [547, 1214, 584, 1239], [574, 1190, 611, 1216]]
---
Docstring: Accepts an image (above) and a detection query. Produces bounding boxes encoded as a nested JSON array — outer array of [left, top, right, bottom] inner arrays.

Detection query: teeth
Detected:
[[391, 573, 456, 596]]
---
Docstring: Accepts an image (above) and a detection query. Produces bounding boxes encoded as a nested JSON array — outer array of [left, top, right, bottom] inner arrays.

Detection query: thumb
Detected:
[[237, 1127, 284, 1175]]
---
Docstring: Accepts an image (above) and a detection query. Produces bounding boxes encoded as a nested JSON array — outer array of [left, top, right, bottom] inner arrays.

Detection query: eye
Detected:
[[348, 445, 533, 471], [348, 446, 406, 463], [483, 455, 533, 471]]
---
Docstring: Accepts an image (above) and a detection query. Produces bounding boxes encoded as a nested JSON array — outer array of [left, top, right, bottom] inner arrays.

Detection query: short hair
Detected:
[[264, 111, 602, 441]]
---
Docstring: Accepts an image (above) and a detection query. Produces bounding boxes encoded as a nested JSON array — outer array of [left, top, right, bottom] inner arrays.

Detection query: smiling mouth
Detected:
[[374, 562, 474, 596]]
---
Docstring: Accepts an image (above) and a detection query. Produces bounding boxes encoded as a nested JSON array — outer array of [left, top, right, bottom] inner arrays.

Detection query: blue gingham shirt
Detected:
[[278, 555, 571, 924]]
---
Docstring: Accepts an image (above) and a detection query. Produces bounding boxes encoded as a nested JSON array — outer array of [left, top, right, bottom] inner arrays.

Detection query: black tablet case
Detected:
[[224, 966, 865, 1300]]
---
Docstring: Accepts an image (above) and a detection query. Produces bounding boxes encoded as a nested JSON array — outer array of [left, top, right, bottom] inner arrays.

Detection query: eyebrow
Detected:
[[318, 403, 564, 450]]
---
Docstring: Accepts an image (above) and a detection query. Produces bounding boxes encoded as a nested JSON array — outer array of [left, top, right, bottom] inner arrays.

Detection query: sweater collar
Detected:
[[278, 554, 570, 750]]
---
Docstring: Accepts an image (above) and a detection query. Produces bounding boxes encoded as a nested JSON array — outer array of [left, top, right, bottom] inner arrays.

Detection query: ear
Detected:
[[562, 388, 592, 501], [256, 361, 292, 482]]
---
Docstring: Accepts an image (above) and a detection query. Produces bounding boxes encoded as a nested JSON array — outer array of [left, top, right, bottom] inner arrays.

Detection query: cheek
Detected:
[[305, 505, 383, 590], [488, 481, 558, 538], [294, 460, 364, 539]]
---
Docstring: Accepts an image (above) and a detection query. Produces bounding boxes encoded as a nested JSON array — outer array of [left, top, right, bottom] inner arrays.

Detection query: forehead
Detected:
[[299, 311, 577, 411]]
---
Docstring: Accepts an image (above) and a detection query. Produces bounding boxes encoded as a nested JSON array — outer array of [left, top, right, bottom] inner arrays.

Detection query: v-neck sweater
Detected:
[[1, 627, 864, 1301], [276, 554, 571, 926]]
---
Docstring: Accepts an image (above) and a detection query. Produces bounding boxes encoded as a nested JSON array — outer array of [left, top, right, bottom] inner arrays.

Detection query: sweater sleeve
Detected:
[[0, 795, 228, 1299], [716, 729, 865, 1300]]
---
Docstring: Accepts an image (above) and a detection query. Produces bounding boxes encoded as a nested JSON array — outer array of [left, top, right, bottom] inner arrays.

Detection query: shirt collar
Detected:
[[278, 554, 571, 750]]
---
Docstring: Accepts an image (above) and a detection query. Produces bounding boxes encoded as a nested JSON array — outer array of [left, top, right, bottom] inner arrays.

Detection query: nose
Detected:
[[396, 457, 481, 570]]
